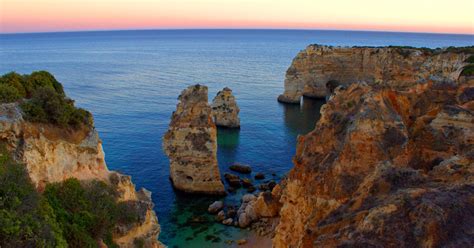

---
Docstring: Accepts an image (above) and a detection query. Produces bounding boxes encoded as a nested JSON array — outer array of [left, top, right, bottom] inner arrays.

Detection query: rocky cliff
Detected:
[[163, 84, 225, 195], [211, 87, 240, 128], [0, 103, 163, 248], [273, 74, 474, 247], [278, 45, 470, 103]]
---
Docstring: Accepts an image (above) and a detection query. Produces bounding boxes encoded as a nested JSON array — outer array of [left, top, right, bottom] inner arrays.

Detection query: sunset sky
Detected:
[[1, 0, 473, 34]]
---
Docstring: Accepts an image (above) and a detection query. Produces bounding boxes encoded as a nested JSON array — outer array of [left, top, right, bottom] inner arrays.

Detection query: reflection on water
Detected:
[[217, 128, 240, 148], [282, 97, 326, 135]]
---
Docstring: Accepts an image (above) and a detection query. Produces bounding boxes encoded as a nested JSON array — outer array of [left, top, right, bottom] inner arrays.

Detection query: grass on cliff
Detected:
[[0, 71, 92, 129], [0, 143, 141, 248]]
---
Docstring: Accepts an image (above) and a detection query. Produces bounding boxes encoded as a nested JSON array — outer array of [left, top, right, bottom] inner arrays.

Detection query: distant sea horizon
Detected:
[[1, 29, 473, 246], [1, 28, 474, 37]]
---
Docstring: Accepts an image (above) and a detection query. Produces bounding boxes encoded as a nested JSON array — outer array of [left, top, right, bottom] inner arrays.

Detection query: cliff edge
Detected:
[[0, 72, 164, 248], [278, 45, 472, 103], [272, 58, 474, 247]]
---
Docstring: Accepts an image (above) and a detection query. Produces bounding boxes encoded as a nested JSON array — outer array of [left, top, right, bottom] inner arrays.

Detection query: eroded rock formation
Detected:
[[0, 103, 163, 248], [273, 78, 474, 247], [278, 45, 470, 103], [163, 84, 225, 195], [211, 87, 240, 128]]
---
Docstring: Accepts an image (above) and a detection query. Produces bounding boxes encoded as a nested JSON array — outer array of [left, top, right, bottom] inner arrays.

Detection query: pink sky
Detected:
[[1, 0, 473, 34]]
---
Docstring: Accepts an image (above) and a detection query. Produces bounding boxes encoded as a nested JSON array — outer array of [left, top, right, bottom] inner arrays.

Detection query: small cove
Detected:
[[1, 29, 472, 247]]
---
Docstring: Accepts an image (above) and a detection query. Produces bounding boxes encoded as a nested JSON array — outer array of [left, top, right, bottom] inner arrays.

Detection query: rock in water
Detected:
[[211, 87, 240, 128], [229, 163, 252, 174], [163, 84, 225, 195], [208, 201, 224, 214]]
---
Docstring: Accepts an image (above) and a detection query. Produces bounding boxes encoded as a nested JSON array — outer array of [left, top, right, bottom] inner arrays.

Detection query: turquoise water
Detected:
[[1, 29, 473, 247]]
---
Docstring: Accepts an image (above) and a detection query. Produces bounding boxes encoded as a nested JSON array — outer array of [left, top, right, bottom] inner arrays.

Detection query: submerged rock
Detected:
[[241, 178, 253, 188], [163, 85, 225, 195], [224, 173, 241, 187], [211, 87, 240, 128], [230, 163, 252, 174], [254, 173, 265, 180]]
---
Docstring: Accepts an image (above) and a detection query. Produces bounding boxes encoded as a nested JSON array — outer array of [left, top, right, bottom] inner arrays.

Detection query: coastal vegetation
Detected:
[[0, 143, 141, 248], [0, 71, 91, 129], [461, 55, 474, 76]]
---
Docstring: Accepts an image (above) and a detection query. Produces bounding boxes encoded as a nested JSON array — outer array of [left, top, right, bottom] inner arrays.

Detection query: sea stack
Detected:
[[163, 84, 225, 195], [211, 87, 240, 128]]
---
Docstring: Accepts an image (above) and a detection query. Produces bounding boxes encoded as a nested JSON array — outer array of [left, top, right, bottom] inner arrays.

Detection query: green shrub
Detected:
[[0, 143, 67, 248], [0, 72, 27, 98], [444, 46, 474, 54], [465, 55, 474, 63], [44, 178, 140, 248], [0, 143, 144, 247], [1, 71, 91, 129], [0, 84, 21, 103], [20, 87, 92, 128], [23, 71, 64, 97], [461, 64, 474, 76]]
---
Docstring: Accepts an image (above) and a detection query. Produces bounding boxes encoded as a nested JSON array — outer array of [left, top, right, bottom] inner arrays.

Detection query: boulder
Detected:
[[163, 85, 225, 195], [236, 239, 247, 245], [254, 173, 265, 180], [246, 185, 256, 193], [216, 210, 226, 222], [224, 173, 241, 187], [230, 163, 252, 174], [238, 213, 251, 228], [222, 218, 233, 226], [208, 201, 224, 214], [241, 178, 253, 188], [242, 194, 257, 203]]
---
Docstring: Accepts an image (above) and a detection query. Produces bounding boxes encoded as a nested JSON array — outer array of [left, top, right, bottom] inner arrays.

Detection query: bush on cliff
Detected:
[[44, 178, 142, 247], [0, 71, 91, 129], [21, 87, 92, 128], [0, 84, 21, 103], [0, 144, 67, 248], [0, 144, 142, 247], [461, 64, 474, 77]]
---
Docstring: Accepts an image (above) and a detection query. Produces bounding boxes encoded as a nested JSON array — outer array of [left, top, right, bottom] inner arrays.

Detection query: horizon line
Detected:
[[1, 27, 474, 36]]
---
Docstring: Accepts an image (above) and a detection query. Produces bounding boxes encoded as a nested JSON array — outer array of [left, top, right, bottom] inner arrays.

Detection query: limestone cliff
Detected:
[[211, 87, 240, 128], [273, 77, 474, 247], [163, 84, 225, 195], [278, 45, 470, 103], [0, 103, 163, 248]]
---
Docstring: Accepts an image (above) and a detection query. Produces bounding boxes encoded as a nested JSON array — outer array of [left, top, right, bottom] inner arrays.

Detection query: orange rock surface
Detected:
[[273, 49, 473, 247]]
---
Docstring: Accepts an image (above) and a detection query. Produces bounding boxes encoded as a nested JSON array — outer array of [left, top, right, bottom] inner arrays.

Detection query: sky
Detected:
[[1, 0, 473, 34]]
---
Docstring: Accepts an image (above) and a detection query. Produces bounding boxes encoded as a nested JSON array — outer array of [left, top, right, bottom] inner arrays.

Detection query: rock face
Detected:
[[278, 45, 469, 103], [0, 103, 163, 248], [163, 85, 225, 195], [211, 87, 240, 128], [273, 79, 474, 247]]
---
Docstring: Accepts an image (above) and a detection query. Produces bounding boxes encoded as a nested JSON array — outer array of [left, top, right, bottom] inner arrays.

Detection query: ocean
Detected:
[[1, 29, 473, 247]]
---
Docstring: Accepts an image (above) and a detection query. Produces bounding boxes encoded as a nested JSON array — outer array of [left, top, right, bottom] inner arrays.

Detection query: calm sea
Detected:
[[1, 29, 473, 247]]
